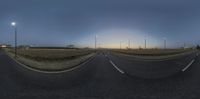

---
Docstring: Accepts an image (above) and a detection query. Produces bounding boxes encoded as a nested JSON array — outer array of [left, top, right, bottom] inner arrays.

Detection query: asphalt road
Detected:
[[0, 49, 200, 99], [108, 51, 198, 78]]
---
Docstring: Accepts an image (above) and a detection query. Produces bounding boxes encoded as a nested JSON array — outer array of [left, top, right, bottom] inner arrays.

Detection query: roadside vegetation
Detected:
[[4, 48, 95, 71], [112, 48, 196, 56]]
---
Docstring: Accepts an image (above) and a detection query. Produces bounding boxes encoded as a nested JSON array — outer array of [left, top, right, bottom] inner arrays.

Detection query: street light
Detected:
[[163, 37, 167, 49], [11, 22, 16, 26], [95, 35, 97, 52], [120, 42, 122, 49], [128, 39, 130, 49], [144, 35, 147, 49], [11, 22, 17, 58]]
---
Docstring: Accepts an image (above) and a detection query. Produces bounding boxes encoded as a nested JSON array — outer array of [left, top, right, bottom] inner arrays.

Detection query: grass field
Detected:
[[112, 48, 195, 56], [4, 48, 95, 71], [6, 48, 93, 61]]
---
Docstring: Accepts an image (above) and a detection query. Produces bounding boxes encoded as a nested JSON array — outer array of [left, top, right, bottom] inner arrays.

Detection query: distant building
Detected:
[[0, 45, 6, 48], [0, 44, 11, 48]]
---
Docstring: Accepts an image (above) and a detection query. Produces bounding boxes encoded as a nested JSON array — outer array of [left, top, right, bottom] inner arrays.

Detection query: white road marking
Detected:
[[109, 60, 125, 74], [182, 59, 195, 72]]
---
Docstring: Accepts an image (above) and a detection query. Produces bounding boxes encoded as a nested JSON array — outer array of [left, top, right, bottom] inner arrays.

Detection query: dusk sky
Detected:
[[0, 0, 200, 48]]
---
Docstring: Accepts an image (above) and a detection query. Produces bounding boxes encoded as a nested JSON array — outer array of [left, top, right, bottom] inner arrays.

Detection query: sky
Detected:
[[0, 0, 200, 48]]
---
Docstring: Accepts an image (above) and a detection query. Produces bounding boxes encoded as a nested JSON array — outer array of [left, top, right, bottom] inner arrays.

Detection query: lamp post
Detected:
[[163, 37, 166, 49], [144, 38, 146, 49], [128, 39, 130, 49], [120, 42, 121, 49], [95, 35, 97, 52], [144, 34, 147, 49], [11, 22, 17, 58]]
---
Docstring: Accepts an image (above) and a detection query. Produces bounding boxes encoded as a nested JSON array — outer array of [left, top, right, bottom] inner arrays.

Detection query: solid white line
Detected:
[[182, 59, 195, 72], [109, 60, 125, 74]]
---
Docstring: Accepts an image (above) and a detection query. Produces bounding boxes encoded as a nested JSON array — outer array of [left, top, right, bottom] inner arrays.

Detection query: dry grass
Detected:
[[112, 49, 195, 56], [6, 48, 93, 61], [4, 48, 95, 71]]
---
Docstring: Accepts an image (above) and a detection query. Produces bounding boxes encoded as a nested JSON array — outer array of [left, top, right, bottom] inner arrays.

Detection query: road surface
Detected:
[[0, 49, 200, 99]]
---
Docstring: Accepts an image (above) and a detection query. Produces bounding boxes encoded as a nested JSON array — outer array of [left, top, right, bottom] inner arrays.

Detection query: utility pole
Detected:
[[163, 38, 166, 49], [120, 42, 121, 49], [184, 42, 186, 48], [144, 34, 147, 49], [95, 35, 97, 51], [15, 27, 17, 57], [183, 42, 186, 50], [128, 39, 130, 49], [164, 39, 166, 49], [144, 38, 146, 49]]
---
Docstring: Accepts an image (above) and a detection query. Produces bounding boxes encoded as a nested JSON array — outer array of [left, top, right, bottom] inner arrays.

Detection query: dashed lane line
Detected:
[[109, 60, 125, 74], [182, 59, 195, 72]]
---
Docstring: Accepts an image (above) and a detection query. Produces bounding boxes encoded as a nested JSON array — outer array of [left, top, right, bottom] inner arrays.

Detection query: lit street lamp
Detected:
[[11, 22, 17, 58]]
